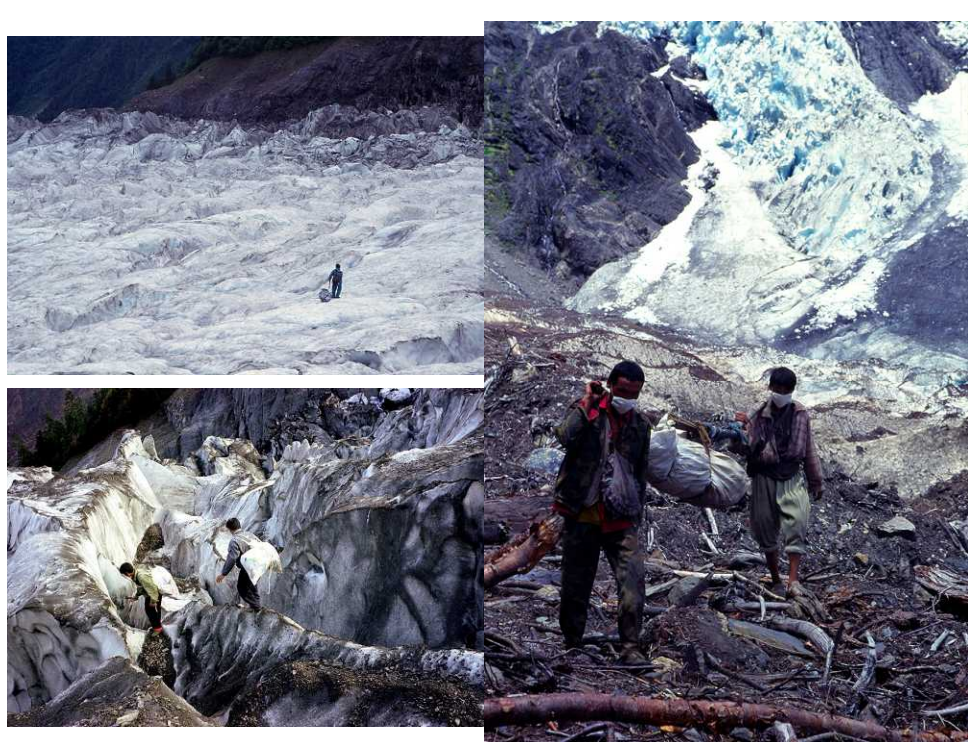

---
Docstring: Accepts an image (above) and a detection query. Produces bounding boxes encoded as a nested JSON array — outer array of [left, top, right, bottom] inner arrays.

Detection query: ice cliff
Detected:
[[568, 22, 967, 377], [7, 390, 483, 724]]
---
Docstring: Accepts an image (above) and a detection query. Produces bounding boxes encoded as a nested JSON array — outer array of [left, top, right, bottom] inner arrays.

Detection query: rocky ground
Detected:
[[483, 297, 968, 741]]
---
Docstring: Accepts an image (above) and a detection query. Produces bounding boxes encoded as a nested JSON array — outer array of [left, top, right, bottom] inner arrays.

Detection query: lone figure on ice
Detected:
[[327, 263, 344, 298], [119, 562, 163, 633], [216, 517, 262, 610]]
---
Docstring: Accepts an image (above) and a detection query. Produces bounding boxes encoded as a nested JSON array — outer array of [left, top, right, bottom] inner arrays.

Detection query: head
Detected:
[[336, 263, 341, 270], [226, 518, 242, 534], [119, 562, 135, 579], [768, 366, 797, 407], [607, 361, 645, 413]]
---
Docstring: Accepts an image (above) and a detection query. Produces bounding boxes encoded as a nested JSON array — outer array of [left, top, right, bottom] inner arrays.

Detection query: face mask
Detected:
[[770, 392, 793, 408], [611, 396, 638, 414]]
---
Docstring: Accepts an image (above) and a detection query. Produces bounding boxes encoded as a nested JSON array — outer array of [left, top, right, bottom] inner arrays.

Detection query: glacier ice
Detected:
[[569, 21, 967, 379], [7, 108, 483, 374], [8, 391, 483, 721]]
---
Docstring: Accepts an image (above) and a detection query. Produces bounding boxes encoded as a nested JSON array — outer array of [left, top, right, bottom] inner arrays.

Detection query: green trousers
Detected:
[[749, 472, 811, 555], [559, 519, 644, 647]]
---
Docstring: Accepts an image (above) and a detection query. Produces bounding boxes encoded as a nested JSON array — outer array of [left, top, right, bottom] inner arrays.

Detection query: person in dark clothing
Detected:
[[740, 366, 823, 598], [216, 518, 261, 610], [553, 361, 651, 666], [119, 562, 163, 633], [327, 264, 343, 298]]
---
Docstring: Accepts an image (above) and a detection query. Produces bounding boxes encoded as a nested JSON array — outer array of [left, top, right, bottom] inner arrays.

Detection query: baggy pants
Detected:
[[749, 472, 811, 555], [559, 518, 644, 648], [331, 281, 342, 298], [237, 568, 262, 610], [144, 596, 162, 629]]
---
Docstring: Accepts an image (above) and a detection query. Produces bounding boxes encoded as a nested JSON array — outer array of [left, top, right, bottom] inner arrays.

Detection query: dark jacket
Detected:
[[328, 268, 343, 285], [553, 400, 650, 515], [221, 536, 251, 577]]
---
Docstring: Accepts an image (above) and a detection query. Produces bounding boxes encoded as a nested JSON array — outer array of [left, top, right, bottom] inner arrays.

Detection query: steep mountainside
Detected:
[[7, 37, 199, 121], [484, 22, 713, 280], [129, 37, 483, 128], [488, 22, 967, 376]]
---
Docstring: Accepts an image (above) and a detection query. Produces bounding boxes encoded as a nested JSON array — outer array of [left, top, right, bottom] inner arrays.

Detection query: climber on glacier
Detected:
[[119, 562, 163, 633], [741, 366, 823, 599], [216, 518, 262, 611], [552, 361, 651, 667], [328, 263, 344, 298]]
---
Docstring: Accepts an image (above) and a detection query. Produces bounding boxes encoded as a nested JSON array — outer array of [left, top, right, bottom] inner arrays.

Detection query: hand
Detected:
[[584, 381, 605, 405], [216, 574, 226, 584], [150, 601, 159, 610], [734, 411, 748, 424]]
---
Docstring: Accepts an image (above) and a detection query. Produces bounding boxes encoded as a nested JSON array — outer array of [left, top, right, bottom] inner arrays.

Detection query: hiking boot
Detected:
[[618, 646, 649, 667], [564, 637, 583, 651], [152, 626, 163, 633]]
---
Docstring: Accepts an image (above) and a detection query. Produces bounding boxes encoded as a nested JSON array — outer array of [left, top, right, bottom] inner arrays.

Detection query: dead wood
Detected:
[[485, 513, 564, 590], [483, 693, 967, 741]]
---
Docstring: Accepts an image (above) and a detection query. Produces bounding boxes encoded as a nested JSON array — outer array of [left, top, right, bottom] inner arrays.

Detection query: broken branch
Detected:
[[484, 514, 564, 590]]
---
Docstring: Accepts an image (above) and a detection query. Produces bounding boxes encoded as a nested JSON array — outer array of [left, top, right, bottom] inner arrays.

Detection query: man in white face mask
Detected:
[[553, 361, 651, 666], [744, 367, 823, 597]]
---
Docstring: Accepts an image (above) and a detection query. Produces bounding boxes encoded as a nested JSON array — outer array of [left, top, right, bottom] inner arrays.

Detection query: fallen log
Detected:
[[483, 693, 967, 741], [484, 514, 564, 590], [767, 616, 834, 655]]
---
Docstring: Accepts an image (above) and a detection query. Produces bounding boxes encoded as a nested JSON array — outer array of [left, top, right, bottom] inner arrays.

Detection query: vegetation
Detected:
[[16, 389, 175, 470]]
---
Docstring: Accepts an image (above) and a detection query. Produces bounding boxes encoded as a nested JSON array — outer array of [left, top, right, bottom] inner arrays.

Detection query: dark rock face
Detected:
[[840, 22, 967, 106], [128, 37, 483, 128], [875, 222, 968, 356], [162, 388, 377, 461], [6, 657, 210, 727], [484, 21, 714, 281]]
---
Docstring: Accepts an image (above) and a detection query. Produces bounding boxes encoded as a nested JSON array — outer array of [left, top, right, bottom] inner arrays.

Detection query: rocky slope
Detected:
[[7, 389, 483, 725], [484, 21, 713, 280], [128, 37, 483, 129], [8, 109, 482, 374], [7, 37, 198, 121]]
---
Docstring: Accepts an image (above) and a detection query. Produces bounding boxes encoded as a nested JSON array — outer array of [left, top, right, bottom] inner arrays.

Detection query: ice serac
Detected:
[[263, 431, 483, 647], [8, 392, 484, 722], [7, 451, 162, 711], [569, 21, 967, 379], [7, 107, 482, 375]]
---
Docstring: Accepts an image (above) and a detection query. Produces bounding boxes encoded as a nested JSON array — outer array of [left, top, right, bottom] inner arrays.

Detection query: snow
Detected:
[[7, 110, 483, 374], [913, 72, 969, 220]]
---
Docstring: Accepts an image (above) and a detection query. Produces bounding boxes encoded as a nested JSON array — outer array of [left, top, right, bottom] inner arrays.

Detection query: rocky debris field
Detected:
[[483, 299, 968, 741]]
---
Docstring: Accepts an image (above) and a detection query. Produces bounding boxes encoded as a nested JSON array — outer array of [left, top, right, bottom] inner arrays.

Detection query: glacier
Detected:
[[566, 21, 967, 383], [7, 390, 483, 724], [7, 108, 483, 374]]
